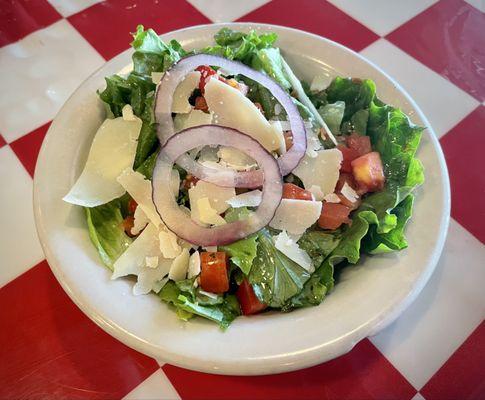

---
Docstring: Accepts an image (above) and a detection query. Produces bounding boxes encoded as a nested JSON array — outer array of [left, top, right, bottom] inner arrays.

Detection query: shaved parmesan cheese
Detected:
[[189, 180, 235, 222], [198, 289, 219, 299], [323, 193, 341, 203], [197, 197, 227, 226], [270, 199, 322, 235], [112, 223, 171, 295], [159, 230, 182, 259], [122, 104, 137, 121], [133, 261, 171, 296], [274, 231, 314, 273], [308, 185, 324, 201], [226, 190, 262, 208], [117, 169, 162, 227], [217, 147, 257, 171], [341, 182, 359, 203], [269, 120, 287, 155], [145, 256, 159, 269], [132, 205, 149, 235], [203, 246, 218, 252], [204, 78, 281, 152], [169, 248, 190, 281], [187, 251, 201, 279], [306, 127, 323, 158], [172, 71, 201, 113], [152, 276, 169, 293], [293, 148, 342, 197], [63, 116, 141, 207], [310, 74, 331, 92], [174, 109, 213, 132]]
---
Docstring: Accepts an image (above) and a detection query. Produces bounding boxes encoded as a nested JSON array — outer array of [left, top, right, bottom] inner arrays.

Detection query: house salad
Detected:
[[64, 26, 424, 329]]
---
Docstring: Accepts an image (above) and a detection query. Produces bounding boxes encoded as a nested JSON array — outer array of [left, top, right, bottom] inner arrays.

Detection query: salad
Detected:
[[64, 26, 424, 329]]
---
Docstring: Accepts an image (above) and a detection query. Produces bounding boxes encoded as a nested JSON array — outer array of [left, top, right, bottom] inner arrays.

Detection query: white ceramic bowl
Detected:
[[33, 23, 450, 375]]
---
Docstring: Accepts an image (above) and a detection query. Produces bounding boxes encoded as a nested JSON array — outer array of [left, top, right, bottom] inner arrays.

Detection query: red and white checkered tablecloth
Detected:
[[1, 0, 484, 399]]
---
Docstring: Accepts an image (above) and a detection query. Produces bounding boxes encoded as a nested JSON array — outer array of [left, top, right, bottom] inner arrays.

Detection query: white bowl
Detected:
[[33, 23, 450, 376]]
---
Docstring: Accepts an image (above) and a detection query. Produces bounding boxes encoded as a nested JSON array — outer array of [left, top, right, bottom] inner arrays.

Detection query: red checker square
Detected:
[[0, 260, 159, 399], [0, 134, 6, 148], [0, 0, 62, 47], [68, 0, 211, 60], [440, 105, 485, 244], [387, 0, 485, 101], [237, 0, 379, 52], [163, 339, 416, 400], [421, 321, 485, 400], [10, 122, 50, 177]]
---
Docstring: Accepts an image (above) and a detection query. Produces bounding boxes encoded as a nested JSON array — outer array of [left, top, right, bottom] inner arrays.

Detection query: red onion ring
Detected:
[[154, 54, 306, 186], [152, 125, 283, 246]]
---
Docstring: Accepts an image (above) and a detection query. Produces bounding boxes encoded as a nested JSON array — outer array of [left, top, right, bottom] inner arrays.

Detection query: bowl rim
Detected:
[[33, 22, 451, 375]]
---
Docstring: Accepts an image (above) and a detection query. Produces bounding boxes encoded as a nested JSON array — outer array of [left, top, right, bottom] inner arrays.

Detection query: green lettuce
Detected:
[[159, 281, 240, 329], [85, 199, 132, 270], [326, 77, 376, 119], [249, 230, 311, 308], [318, 101, 345, 135]]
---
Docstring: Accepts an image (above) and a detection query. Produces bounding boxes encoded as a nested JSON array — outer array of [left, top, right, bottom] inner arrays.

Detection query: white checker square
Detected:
[[328, 0, 439, 36], [186, 0, 271, 22], [361, 39, 479, 138], [0, 146, 44, 288], [370, 219, 485, 389], [123, 369, 181, 400], [0, 20, 104, 142], [47, 0, 103, 17], [464, 0, 485, 12]]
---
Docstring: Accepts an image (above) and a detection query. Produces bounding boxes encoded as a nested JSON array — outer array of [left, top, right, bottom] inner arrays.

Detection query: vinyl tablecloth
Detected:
[[0, 1, 484, 399]]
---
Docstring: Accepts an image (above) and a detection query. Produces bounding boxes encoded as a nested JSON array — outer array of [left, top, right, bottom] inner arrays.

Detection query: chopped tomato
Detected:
[[236, 279, 267, 315], [318, 202, 351, 230], [122, 215, 136, 237], [337, 144, 360, 173], [195, 65, 217, 93], [283, 131, 293, 151], [282, 183, 313, 201], [337, 193, 361, 210], [346, 133, 372, 156], [200, 252, 229, 293], [194, 96, 208, 112], [128, 199, 138, 215], [336, 172, 358, 193], [351, 151, 385, 192], [182, 174, 199, 190]]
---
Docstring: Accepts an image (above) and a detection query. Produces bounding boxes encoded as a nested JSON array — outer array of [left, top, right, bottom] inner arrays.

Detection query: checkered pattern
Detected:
[[1, 0, 484, 398]]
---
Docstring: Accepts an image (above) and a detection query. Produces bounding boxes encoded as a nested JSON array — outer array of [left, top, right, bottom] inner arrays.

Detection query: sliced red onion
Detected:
[[152, 125, 283, 246], [154, 54, 306, 185]]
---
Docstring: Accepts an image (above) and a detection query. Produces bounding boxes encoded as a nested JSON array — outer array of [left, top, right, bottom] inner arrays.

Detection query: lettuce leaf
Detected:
[[249, 230, 311, 308], [326, 77, 376, 119], [85, 199, 132, 270], [159, 281, 240, 329]]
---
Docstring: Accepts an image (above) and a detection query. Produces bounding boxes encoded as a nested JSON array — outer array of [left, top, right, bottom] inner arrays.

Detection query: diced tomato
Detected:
[[336, 172, 358, 192], [317, 202, 351, 230], [200, 252, 229, 293], [282, 183, 313, 201], [182, 174, 199, 190], [195, 65, 217, 93], [122, 215, 136, 237], [337, 193, 361, 210], [337, 144, 360, 173], [351, 151, 385, 192], [194, 96, 208, 112], [128, 199, 138, 215], [236, 279, 267, 315], [283, 131, 293, 151], [346, 133, 372, 156]]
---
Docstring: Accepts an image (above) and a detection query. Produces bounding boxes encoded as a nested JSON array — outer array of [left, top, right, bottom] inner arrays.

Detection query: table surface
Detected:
[[1, 0, 484, 399]]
